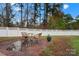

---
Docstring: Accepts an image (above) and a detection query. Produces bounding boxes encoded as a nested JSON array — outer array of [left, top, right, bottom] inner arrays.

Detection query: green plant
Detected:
[[47, 35, 51, 42]]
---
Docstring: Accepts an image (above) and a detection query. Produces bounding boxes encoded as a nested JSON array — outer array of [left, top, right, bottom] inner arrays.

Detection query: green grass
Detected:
[[0, 37, 17, 42], [70, 36, 79, 55], [41, 36, 79, 56]]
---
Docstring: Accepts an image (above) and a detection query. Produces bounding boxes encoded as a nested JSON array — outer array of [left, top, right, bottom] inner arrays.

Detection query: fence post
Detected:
[[17, 28, 19, 37], [6, 27, 8, 37]]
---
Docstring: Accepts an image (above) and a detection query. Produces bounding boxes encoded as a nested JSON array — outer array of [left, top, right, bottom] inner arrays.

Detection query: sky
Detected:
[[62, 3, 79, 18], [0, 3, 79, 22], [9, 3, 79, 19], [13, 3, 79, 20], [12, 3, 79, 19]]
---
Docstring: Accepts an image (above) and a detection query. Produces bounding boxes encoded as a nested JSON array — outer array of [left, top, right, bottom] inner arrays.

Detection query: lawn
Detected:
[[71, 36, 79, 55], [41, 36, 79, 56], [52, 36, 79, 55], [0, 36, 79, 56], [0, 37, 18, 42]]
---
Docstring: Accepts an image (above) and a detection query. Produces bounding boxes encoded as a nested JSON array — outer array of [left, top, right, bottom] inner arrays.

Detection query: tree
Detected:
[[30, 3, 39, 28], [0, 3, 15, 27], [47, 3, 65, 29], [48, 15, 66, 29], [19, 3, 24, 27], [42, 3, 49, 29], [0, 4, 4, 26], [75, 15, 79, 21], [26, 3, 29, 27], [4, 3, 14, 27], [63, 14, 73, 29], [71, 15, 79, 29]]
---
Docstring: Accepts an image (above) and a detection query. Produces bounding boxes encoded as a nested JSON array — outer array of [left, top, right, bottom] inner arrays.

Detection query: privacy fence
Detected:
[[0, 27, 79, 37]]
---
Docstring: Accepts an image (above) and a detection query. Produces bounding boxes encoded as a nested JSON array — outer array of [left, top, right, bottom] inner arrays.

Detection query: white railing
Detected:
[[0, 27, 79, 37]]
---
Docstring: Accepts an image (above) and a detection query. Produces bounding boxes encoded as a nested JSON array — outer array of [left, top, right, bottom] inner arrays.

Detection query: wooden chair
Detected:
[[33, 33, 42, 44], [33, 33, 42, 39]]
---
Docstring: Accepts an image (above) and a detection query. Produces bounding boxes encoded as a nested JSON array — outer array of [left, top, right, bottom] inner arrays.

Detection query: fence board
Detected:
[[0, 27, 79, 37]]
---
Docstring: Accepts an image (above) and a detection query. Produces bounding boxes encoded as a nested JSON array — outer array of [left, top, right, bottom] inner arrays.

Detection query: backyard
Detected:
[[0, 36, 79, 56]]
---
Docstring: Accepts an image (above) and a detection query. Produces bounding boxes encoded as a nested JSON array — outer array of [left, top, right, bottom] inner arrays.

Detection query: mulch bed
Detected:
[[53, 37, 73, 56], [0, 37, 73, 56], [0, 39, 48, 56]]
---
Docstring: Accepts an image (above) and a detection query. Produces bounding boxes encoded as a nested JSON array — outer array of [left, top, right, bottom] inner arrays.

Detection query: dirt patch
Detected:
[[53, 37, 73, 56], [0, 39, 48, 56], [40, 37, 74, 56]]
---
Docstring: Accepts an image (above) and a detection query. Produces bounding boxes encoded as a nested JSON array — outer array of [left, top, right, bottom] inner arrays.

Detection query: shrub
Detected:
[[47, 35, 51, 42]]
